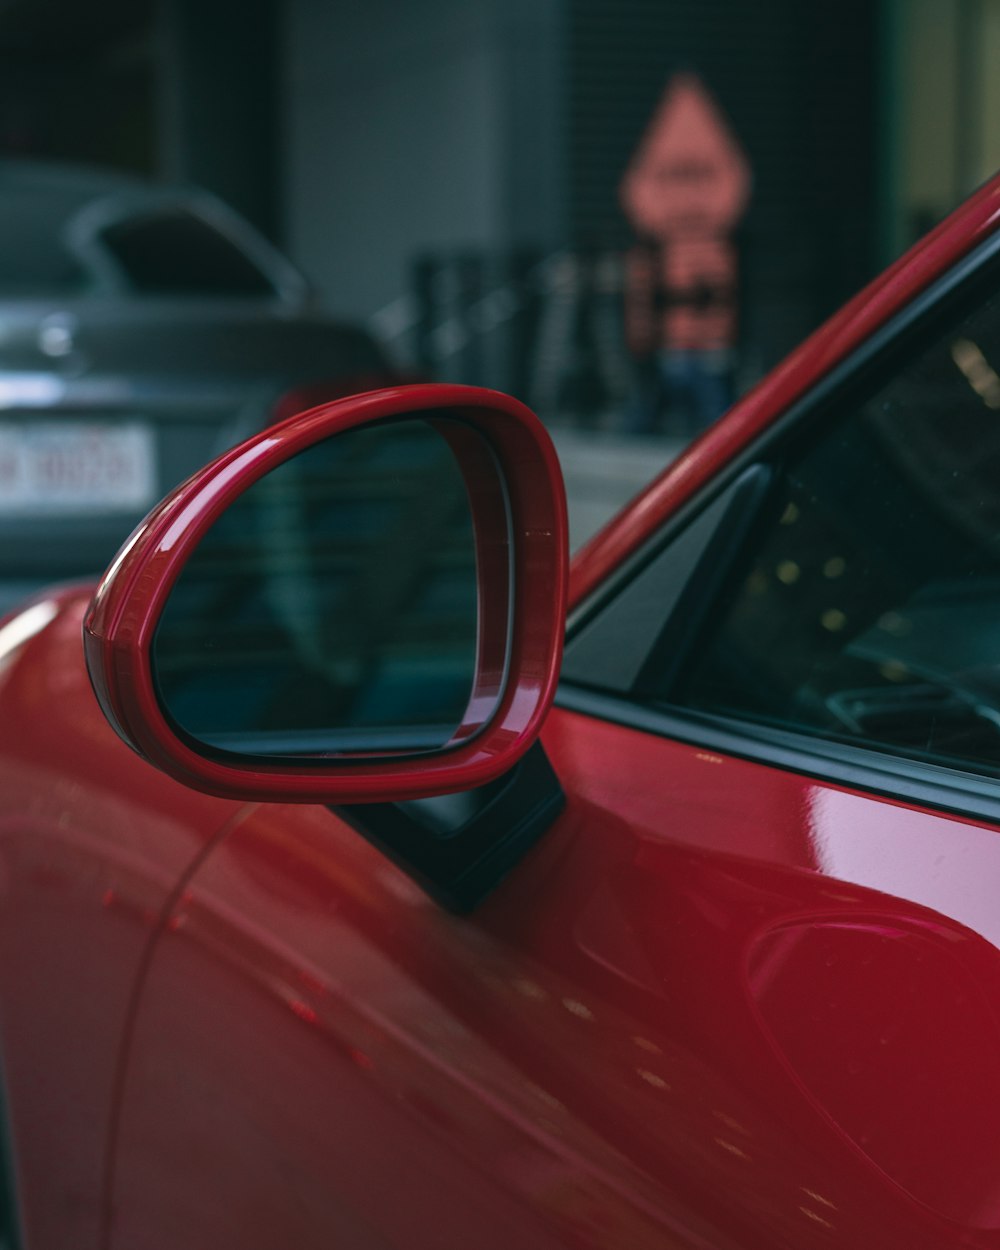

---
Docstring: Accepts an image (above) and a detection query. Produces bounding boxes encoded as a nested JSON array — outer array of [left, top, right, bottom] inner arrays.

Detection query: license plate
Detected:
[[0, 421, 157, 516]]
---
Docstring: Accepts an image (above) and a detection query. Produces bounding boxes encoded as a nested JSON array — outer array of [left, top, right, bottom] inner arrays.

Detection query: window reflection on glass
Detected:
[[153, 418, 495, 757], [675, 291, 1000, 776]]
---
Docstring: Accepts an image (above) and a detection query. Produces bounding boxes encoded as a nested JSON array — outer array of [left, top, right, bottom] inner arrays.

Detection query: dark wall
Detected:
[[566, 0, 879, 369], [0, 0, 154, 173], [0, 0, 880, 372], [0, 0, 282, 241], [158, 0, 282, 239]]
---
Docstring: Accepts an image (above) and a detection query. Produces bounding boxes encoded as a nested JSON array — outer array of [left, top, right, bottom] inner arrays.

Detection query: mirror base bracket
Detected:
[[330, 743, 564, 912]]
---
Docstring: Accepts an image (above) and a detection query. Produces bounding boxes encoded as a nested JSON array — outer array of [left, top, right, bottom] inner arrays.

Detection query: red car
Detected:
[[4, 172, 1000, 1250]]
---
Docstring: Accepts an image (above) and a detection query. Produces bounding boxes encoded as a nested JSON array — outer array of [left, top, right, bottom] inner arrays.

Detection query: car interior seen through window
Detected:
[[666, 289, 1000, 777]]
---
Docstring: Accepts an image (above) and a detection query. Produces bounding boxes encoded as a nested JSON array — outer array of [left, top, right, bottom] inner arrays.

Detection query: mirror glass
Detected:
[[152, 417, 506, 758]]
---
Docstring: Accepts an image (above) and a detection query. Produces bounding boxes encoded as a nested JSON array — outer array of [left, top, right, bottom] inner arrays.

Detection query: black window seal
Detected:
[[554, 684, 1000, 826]]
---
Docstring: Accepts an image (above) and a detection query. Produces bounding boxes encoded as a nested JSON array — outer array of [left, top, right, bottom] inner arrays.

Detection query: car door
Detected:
[[103, 217, 1000, 1248], [0, 588, 248, 1250]]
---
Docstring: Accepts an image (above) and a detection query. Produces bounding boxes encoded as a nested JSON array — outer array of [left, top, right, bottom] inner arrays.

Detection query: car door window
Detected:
[[661, 290, 1000, 776]]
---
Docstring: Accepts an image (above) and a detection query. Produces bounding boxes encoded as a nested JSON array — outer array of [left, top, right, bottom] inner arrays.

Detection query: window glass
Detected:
[[99, 209, 276, 296], [670, 290, 1000, 776]]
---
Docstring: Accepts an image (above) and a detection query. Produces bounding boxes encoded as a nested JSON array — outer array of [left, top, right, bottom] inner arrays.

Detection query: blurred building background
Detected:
[[1, 0, 999, 539]]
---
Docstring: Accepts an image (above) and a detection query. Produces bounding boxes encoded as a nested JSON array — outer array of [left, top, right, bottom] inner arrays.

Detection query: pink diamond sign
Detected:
[[621, 73, 751, 238]]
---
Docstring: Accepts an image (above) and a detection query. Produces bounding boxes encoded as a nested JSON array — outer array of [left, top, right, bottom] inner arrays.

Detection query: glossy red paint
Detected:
[[100, 708, 1000, 1249], [435, 418, 513, 735], [8, 589, 998, 1250], [268, 373, 419, 425], [0, 588, 244, 1250], [83, 384, 568, 805], [569, 169, 1000, 606]]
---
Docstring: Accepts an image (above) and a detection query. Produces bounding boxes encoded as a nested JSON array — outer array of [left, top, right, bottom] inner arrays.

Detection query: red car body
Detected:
[[4, 174, 1000, 1250]]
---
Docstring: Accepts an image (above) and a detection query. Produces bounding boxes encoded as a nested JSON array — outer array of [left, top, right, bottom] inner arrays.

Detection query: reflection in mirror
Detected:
[[153, 417, 507, 758]]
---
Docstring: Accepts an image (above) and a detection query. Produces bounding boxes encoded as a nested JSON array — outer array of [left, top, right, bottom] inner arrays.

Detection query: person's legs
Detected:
[[623, 354, 663, 434]]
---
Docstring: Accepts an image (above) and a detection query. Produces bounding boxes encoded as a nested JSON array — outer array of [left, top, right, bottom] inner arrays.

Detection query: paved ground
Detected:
[[550, 428, 686, 551]]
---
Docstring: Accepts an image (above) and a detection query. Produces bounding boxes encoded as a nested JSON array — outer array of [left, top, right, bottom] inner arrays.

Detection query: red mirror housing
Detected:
[[83, 384, 568, 804]]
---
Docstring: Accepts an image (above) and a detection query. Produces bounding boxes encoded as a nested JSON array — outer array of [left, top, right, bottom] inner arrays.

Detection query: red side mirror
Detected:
[[84, 384, 567, 804]]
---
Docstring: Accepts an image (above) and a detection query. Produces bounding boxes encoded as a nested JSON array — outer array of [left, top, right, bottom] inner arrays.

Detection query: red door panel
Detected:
[[0, 589, 245, 1249], [108, 706, 1000, 1249]]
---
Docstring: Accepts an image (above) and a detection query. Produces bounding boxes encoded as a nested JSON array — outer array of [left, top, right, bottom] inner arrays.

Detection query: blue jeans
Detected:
[[626, 349, 733, 436]]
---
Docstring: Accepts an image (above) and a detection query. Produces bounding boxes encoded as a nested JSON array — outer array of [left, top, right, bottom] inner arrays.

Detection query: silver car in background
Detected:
[[0, 160, 395, 616]]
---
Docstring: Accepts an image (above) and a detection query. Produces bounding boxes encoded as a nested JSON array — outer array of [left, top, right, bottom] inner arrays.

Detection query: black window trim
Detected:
[[560, 225, 1000, 826], [555, 684, 1000, 826]]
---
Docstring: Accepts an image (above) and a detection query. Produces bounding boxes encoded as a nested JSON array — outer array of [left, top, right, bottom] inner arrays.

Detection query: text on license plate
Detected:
[[0, 421, 157, 515]]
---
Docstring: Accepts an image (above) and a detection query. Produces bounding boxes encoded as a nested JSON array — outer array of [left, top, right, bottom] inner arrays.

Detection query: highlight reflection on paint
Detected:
[[805, 784, 1000, 953], [0, 599, 58, 665]]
